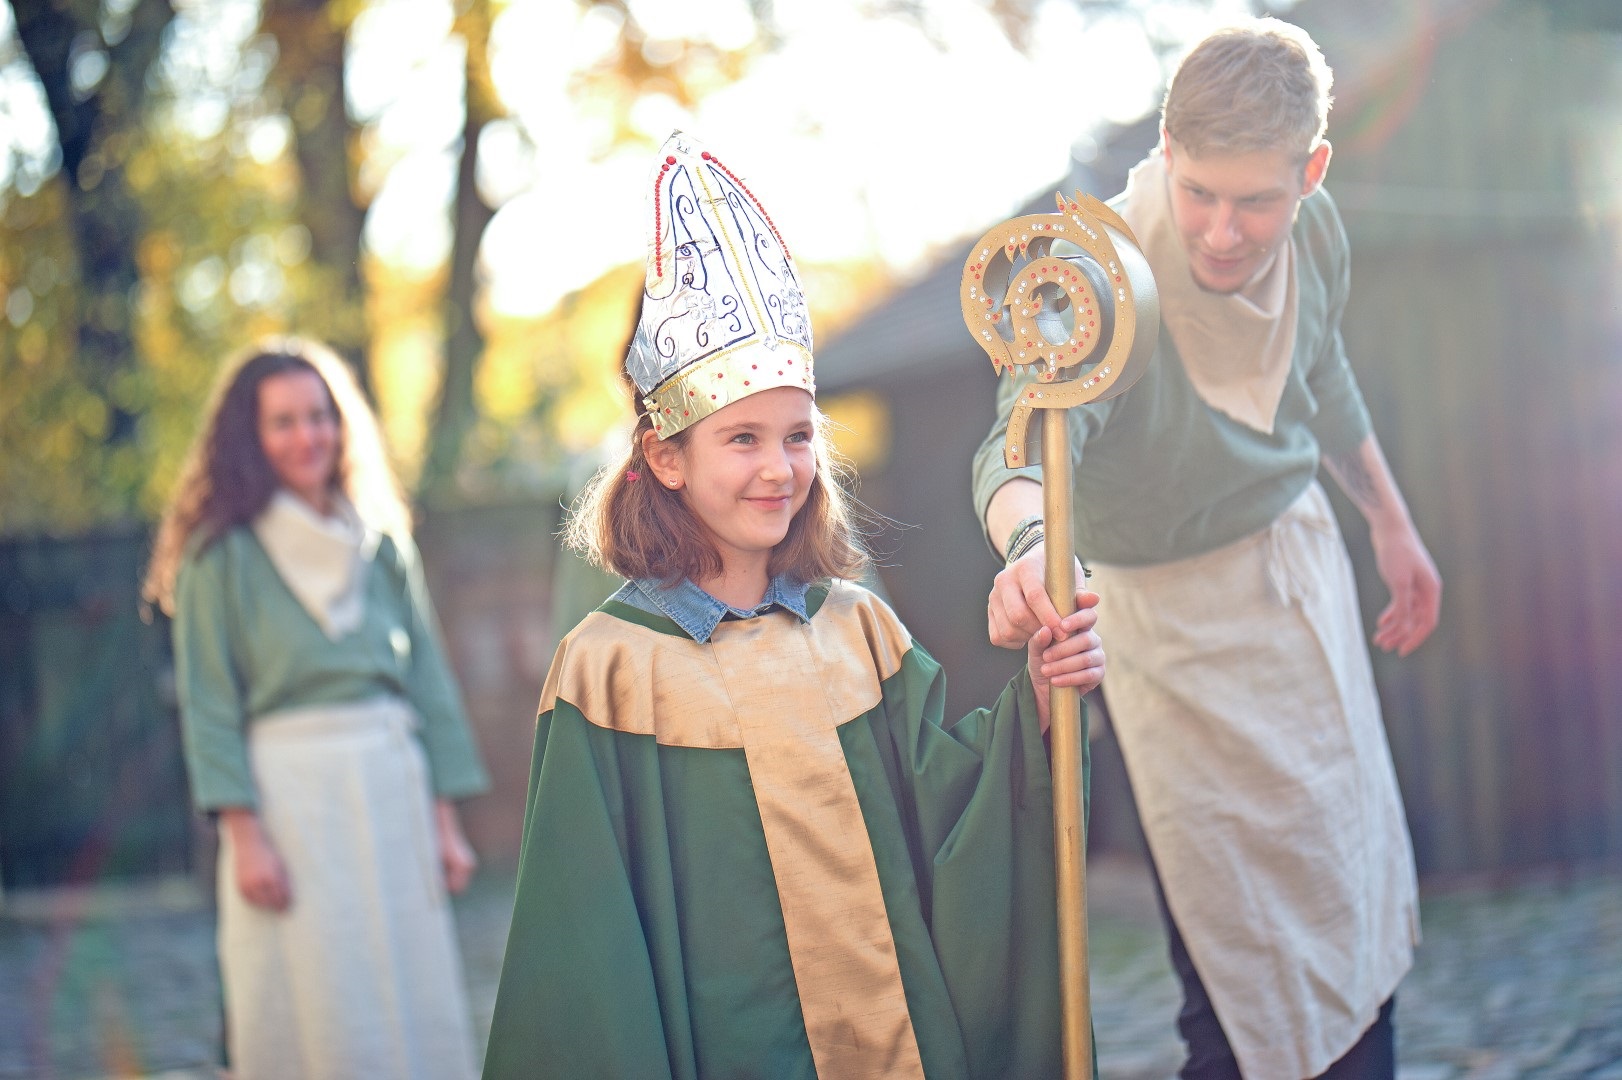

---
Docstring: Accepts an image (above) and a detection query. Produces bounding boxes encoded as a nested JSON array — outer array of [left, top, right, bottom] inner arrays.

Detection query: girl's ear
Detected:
[[641, 427, 683, 490]]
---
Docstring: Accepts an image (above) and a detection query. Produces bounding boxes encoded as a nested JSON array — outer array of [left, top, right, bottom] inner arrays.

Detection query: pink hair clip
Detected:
[[625, 469, 640, 482]]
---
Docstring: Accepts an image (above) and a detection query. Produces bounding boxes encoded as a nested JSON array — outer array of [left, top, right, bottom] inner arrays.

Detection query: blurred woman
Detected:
[[144, 337, 488, 1080]]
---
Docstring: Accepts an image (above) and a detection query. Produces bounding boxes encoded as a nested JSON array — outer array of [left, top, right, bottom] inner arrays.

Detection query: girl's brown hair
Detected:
[[563, 377, 869, 586], [143, 337, 410, 614]]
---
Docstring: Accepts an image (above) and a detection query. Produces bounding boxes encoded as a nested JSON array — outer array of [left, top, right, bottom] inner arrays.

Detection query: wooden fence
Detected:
[[0, 530, 192, 888], [1323, 0, 1622, 873]]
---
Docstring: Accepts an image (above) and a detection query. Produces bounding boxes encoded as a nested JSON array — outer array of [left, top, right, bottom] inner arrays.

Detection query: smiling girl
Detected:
[[480, 134, 1105, 1080]]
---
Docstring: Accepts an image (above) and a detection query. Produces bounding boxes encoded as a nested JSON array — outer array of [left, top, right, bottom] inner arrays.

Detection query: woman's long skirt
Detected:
[[217, 697, 477, 1080]]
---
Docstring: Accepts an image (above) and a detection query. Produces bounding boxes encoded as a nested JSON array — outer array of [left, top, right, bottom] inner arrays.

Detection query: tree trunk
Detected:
[[261, 0, 373, 397], [419, 0, 498, 503], [12, 0, 175, 468]]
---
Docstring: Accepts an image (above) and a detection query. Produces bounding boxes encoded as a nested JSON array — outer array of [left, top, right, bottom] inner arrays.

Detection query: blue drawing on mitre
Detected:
[[625, 131, 813, 399]]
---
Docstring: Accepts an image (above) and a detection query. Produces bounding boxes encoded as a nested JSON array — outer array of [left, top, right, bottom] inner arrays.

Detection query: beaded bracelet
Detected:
[[1007, 528, 1045, 565], [1004, 514, 1042, 555], [1004, 514, 1045, 565]]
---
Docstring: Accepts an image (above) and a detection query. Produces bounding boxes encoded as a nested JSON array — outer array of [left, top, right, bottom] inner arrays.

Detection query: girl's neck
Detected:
[[694, 558, 770, 611]]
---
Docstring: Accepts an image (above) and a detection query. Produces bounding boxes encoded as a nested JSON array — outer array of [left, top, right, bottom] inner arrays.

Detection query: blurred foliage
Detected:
[[418, 0, 497, 505], [0, 183, 123, 533], [0, 0, 369, 533], [0, 0, 962, 536], [571, 0, 773, 139], [261, 0, 372, 391], [3, 0, 175, 531]]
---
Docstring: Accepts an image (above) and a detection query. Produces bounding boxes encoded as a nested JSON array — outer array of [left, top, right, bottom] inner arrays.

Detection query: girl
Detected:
[[481, 133, 1104, 1079], [144, 338, 488, 1080]]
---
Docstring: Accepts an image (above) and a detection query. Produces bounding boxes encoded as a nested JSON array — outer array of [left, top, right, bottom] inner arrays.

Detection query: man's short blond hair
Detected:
[[1162, 18, 1333, 160]]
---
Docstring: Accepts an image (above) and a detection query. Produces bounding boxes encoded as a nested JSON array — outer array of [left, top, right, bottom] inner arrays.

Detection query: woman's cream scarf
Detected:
[[1117, 151, 1297, 434], [253, 489, 379, 639]]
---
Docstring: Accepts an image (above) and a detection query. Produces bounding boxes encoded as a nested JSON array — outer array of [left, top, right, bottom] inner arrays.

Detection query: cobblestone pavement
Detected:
[[2, 855, 1618, 1079]]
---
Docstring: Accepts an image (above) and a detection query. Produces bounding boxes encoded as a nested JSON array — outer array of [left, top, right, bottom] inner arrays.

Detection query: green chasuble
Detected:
[[483, 580, 1077, 1079]]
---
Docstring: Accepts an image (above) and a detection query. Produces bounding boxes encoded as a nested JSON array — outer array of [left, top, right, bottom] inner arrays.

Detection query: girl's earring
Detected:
[[667, 478, 679, 488]]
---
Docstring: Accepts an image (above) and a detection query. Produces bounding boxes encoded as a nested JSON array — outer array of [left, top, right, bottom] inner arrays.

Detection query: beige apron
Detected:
[[1092, 483, 1419, 1080], [218, 698, 477, 1080]]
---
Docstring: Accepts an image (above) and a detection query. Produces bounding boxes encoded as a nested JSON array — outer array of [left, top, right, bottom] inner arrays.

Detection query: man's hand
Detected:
[[1369, 521, 1441, 657], [221, 809, 292, 912], [988, 541, 1088, 649], [1323, 433, 1441, 657], [1028, 588, 1104, 732]]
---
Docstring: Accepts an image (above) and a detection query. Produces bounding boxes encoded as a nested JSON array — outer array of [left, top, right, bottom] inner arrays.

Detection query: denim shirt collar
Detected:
[[612, 573, 811, 643]]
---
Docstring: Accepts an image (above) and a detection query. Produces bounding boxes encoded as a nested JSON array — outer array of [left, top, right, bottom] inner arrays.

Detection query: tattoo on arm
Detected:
[[1327, 450, 1381, 510]]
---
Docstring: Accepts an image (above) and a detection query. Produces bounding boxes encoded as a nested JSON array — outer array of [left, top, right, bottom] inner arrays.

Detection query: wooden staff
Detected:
[[960, 192, 1159, 1080], [1043, 404, 1093, 1076]]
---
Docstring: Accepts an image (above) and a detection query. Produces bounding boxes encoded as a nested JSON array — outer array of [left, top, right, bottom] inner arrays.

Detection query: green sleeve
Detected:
[[1301, 190, 1374, 457], [970, 373, 1051, 556], [172, 537, 257, 812], [970, 371, 1117, 558], [387, 534, 489, 799], [875, 645, 1077, 1079], [482, 703, 676, 1080]]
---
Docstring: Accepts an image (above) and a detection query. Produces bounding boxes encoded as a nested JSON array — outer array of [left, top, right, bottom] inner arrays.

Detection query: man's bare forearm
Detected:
[[1323, 433, 1413, 534], [985, 478, 1046, 558]]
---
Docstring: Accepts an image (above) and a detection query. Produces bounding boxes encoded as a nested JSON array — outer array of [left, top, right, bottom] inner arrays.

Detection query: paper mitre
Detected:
[[627, 131, 814, 439]]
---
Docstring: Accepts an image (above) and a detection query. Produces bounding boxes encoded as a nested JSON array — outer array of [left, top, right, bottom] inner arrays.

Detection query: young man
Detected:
[[971, 19, 1442, 1080]]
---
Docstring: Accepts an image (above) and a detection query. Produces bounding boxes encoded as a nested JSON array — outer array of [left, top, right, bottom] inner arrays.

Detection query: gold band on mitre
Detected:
[[645, 338, 816, 439]]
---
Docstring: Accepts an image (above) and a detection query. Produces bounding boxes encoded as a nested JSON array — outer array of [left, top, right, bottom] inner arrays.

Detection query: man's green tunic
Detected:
[[971, 188, 1372, 566], [483, 581, 1073, 1079]]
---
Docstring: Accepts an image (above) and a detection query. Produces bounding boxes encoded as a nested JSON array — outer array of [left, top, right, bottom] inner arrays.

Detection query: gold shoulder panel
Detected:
[[803, 580, 913, 689], [539, 585, 915, 750], [539, 611, 745, 748]]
